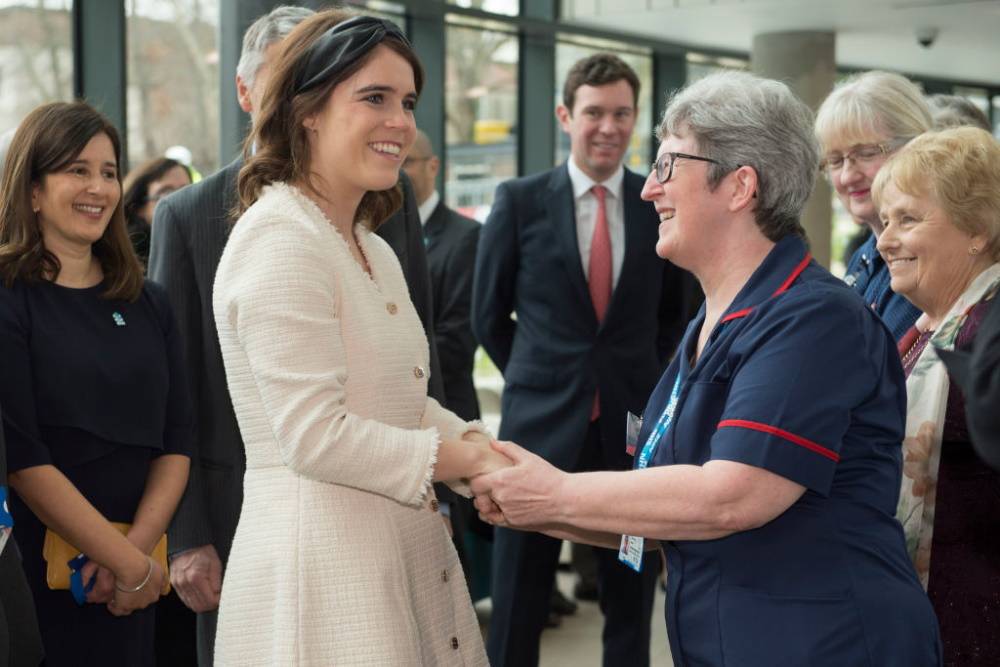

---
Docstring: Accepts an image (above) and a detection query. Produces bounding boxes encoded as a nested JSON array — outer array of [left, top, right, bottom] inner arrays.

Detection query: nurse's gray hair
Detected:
[[236, 5, 315, 89], [657, 70, 819, 241]]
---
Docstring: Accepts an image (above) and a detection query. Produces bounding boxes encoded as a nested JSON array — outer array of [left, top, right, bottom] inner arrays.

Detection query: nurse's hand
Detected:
[[469, 440, 567, 530]]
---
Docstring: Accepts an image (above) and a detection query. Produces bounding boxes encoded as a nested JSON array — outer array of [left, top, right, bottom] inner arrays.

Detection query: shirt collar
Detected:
[[417, 190, 440, 226], [567, 155, 624, 201], [719, 235, 813, 324]]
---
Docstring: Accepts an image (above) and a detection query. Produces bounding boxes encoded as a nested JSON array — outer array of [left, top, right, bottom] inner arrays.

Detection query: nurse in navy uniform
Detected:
[[471, 71, 941, 667]]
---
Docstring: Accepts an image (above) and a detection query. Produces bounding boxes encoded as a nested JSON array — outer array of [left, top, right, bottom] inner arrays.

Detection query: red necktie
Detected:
[[589, 185, 612, 321], [589, 185, 612, 420]]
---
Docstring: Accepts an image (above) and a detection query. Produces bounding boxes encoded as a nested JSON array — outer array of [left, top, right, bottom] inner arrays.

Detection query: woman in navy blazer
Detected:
[[472, 71, 941, 666]]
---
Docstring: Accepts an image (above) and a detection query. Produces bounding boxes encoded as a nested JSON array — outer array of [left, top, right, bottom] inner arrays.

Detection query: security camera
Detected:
[[916, 27, 939, 48]]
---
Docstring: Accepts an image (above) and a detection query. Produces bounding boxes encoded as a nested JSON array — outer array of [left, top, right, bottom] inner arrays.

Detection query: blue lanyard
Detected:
[[636, 374, 682, 470]]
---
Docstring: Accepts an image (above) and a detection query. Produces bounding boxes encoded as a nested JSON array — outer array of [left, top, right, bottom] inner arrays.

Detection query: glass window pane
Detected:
[[345, 1, 406, 27], [126, 0, 219, 176], [554, 38, 653, 174], [444, 19, 518, 221], [448, 0, 518, 17], [0, 1, 74, 147], [686, 52, 748, 83]]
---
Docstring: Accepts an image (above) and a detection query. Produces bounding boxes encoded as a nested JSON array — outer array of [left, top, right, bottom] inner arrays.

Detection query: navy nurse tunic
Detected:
[[638, 236, 941, 666]]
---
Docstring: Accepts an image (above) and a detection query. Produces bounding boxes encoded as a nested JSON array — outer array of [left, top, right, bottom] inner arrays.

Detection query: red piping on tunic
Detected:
[[717, 418, 840, 462], [719, 252, 812, 323]]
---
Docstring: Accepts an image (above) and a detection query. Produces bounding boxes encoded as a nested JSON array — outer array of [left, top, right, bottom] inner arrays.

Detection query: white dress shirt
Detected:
[[567, 156, 626, 288], [417, 190, 440, 226]]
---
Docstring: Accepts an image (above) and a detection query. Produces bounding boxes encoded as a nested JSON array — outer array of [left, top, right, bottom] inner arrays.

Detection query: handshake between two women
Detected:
[[453, 433, 569, 535]]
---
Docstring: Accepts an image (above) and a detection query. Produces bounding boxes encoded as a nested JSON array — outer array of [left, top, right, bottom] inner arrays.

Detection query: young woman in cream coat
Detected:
[[211, 12, 505, 665]]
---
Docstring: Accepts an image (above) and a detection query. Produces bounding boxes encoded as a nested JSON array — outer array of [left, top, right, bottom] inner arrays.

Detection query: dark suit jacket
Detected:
[[149, 162, 445, 566], [964, 295, 1000, 470], [424, 201, 481, 422], [473, 163, 696, 472], [0, 406, 44, 667]]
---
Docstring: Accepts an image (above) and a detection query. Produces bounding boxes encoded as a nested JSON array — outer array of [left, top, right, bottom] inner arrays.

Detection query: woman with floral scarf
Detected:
[[873, 126, 1000, 664]]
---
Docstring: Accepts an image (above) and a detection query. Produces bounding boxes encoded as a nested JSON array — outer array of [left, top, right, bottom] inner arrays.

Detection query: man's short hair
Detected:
[[562, 53, 640, 113], [236, 5, 314, 89]]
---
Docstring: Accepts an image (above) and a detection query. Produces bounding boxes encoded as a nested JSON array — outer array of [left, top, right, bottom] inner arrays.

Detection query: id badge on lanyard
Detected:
[[618, 374, 682, 572]]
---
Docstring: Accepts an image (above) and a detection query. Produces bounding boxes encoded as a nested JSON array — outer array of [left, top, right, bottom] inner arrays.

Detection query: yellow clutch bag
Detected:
[[43, 522, 170, 594]]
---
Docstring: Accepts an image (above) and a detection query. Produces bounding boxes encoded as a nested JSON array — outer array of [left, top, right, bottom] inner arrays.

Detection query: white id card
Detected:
[[618, 533, 644, 572], [625, 411, 642, 457]]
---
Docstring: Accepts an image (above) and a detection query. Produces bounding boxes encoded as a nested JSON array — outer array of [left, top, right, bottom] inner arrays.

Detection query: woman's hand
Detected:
[[434, 431, 512, 483], [470, 440, 567, 529], [81, 561, 115, 603], [107, 556, 164, 616], [463, 433, 513, 479]]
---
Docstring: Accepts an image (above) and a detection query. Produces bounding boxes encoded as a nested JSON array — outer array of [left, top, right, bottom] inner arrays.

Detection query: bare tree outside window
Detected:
[[444, 20, 517, 220], [126, 0, 219, 176], [0, 1, 73, 138]]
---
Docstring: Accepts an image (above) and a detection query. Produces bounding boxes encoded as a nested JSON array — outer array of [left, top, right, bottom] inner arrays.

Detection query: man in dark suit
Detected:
[[473, 53, 696, 667], [402, 129, 482, 588], [403, 129, 481, 423], [148, 7, 445, 665]]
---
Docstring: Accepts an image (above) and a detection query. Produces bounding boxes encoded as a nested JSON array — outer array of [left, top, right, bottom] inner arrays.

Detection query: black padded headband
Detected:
[[293, 15, 411, 95]]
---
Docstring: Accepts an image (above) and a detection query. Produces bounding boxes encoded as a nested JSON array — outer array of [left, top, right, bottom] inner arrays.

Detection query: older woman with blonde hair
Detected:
[[815, 70, 931, 340], [873, 125, 1000, 664]]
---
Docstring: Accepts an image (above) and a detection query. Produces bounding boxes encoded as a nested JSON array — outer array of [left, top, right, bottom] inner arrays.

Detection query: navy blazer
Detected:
[[472, 163, 696, 470], [424, 201, 481, 422]]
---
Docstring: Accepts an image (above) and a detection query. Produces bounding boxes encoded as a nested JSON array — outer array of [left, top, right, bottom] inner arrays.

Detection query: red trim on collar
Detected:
[[720, 308, 753, 324], [773, 252, 812, 297], [718, 252, 813, 323], [717, 418, 840, 462]]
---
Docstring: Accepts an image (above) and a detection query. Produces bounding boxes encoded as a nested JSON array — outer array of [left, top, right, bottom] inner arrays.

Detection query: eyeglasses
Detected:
[[650, 152, 726, 184], [820, 141, 904, 173]]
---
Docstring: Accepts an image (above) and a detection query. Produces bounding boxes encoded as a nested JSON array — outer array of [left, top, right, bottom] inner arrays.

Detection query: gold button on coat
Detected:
[[413, 366, 425, 379], [386, 302, 397, 315]]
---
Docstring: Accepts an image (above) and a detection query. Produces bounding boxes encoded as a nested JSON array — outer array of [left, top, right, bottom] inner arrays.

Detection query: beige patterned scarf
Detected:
[[896, 263, 1000, 588]]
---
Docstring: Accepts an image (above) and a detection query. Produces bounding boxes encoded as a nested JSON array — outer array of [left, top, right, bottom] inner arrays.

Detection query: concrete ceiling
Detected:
[[562, 0, 1000, 87]]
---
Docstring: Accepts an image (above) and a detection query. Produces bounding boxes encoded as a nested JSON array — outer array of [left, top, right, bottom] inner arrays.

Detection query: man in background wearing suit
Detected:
[[148, 7, 446, 665], [403, 130, 481, 423], [473, 53, 696, 667], [403, 129, 481, 587]]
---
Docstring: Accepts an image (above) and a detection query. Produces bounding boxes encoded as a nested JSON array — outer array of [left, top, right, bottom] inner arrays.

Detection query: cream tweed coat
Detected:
[[212, 183, 488, 666]]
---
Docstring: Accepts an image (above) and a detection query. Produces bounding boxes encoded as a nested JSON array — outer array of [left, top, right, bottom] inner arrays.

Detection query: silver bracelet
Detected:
[[115, 556, 153, 593]]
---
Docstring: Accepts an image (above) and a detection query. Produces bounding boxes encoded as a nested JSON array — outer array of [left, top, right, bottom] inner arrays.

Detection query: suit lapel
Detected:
[[545, 165, 595, 322], [423, 202, 446, 253], [604, 170, 646, 324]]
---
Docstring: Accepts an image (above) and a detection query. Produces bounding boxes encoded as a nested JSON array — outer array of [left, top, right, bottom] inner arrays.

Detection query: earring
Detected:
[[970, 246, 981, 255]]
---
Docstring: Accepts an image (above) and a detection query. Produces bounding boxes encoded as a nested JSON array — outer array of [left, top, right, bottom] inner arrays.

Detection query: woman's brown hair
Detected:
[[0, 101, 143, 300], [236, 10, 424, 229]]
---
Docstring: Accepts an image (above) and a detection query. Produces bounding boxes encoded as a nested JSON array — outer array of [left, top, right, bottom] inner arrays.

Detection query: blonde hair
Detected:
[[871, 126, 1000, 261], [815, 71, 932, 152]]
